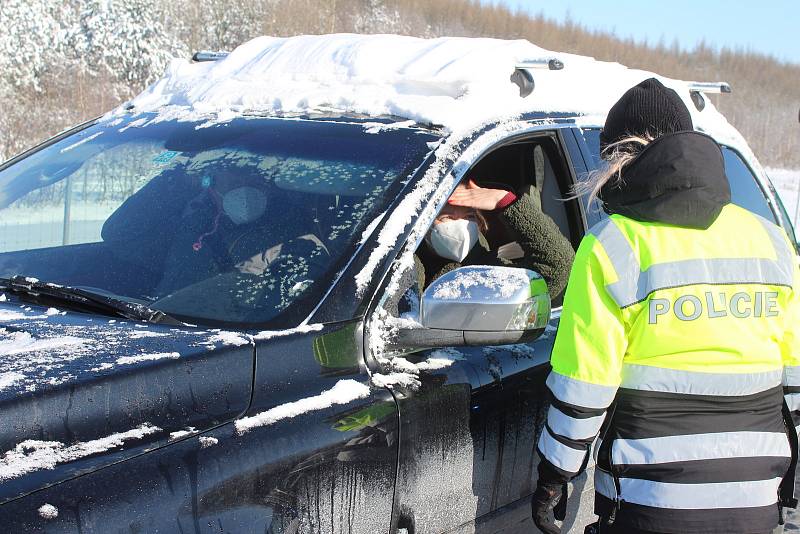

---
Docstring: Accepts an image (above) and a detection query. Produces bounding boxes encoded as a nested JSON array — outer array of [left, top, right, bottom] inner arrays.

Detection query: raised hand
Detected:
[[447, 179, 510, 211]]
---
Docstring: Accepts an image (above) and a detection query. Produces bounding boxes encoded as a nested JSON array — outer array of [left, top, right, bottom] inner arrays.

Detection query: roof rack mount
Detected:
[[511, 57, 565, 98], [687, 81, 732, 112], [688, 81, 732, 94], [192, 51, 230, 62]]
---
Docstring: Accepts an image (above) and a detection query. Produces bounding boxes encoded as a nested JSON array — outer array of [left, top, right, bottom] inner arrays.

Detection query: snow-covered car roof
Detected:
[[113, 33, 772, 200], [120, 34, 747, 147]]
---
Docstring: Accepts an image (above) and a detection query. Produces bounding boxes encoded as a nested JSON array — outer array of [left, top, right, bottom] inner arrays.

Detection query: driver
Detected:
[[391, 176, 574, 317], [420, 177, 573, 294], [155, 165, 279, 296], [153, 162, 333, 320]]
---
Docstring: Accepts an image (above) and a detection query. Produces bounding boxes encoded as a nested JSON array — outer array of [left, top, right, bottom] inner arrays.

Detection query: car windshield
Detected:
[[0, 113, 438, 328]]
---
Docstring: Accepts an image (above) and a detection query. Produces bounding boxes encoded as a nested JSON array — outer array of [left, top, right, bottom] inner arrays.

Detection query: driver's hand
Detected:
[[447, 179, 510, 211]]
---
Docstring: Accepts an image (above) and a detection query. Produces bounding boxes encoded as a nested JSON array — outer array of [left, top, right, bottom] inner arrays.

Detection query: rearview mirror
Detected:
[[390, 265, 551, 350]]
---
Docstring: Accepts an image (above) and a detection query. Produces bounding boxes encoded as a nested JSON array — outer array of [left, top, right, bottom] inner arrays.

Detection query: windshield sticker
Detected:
[[153, 150, 180, 165]]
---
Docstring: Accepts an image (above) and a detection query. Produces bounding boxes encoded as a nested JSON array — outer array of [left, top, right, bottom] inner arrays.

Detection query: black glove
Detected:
[[531, 482, 568, 534]]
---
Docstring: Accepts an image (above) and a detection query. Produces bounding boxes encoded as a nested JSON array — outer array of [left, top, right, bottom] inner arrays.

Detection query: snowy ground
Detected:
[[787, 499, 800, 532], [769, 168, 800, 229]]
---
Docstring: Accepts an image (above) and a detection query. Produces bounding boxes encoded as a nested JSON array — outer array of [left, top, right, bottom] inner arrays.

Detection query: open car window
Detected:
[[0, 114, 439, 328], [388, 133, 579, 319]]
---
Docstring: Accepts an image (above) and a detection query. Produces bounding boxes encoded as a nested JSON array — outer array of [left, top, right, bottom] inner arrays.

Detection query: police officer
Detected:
[[531, 78, 800, 534]]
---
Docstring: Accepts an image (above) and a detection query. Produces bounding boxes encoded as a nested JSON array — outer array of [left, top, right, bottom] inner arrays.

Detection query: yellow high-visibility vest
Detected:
[[538, 203, 800, 532], [554, 203, 800, 389]]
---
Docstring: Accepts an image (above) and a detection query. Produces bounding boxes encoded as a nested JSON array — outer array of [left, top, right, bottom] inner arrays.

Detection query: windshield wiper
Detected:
[[0, 276, 185, 326]]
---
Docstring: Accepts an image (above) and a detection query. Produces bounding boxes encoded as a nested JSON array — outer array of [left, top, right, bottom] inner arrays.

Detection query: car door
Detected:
[[466, 128, 596, 534], [364, 125, 592, 534]]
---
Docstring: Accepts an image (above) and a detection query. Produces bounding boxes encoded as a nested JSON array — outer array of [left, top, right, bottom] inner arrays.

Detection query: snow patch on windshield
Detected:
[[235, 379, 370, 434], [0, 423, 161, 482], [59, 131, 103, 153], [118, 117, 147, 132], [253, 323, 323, 341]]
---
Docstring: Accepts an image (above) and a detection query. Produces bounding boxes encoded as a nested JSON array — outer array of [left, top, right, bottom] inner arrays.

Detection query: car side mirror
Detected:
[[390, 265, 551, 350]]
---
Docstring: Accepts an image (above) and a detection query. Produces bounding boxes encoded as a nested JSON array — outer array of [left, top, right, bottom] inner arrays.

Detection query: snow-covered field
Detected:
[[769, 168, 800, 228]]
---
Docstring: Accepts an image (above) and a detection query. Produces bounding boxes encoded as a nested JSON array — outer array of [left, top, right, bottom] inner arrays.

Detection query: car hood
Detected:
[[0, 300, 254, 503]]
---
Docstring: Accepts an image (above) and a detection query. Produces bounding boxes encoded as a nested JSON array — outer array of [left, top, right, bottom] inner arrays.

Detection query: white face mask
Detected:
[[427, 219, 479, 262], [222, 186, 268, 225]]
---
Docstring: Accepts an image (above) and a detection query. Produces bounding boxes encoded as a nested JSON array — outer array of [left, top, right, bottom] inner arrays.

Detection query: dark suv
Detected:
[[0, 102, 794, 533]]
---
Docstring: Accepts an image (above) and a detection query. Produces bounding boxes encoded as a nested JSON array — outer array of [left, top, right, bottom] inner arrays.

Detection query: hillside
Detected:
[[1, 0, 797, 168]]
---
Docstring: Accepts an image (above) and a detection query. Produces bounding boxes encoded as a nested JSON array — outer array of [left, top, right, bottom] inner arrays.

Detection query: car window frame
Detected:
[[718, 143, 783, 226], [0, 118, 99, 174], [365, 122, 588, 345], [719, 143, 782, 226]]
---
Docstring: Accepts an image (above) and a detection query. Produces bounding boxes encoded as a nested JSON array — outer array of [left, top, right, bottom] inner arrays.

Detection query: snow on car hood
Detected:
[[0, 300, 250, 397], [118, 33, 745, 147]]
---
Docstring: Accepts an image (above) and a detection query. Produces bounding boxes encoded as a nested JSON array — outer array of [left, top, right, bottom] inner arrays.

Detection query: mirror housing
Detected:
[[390, 266, 551, 350]]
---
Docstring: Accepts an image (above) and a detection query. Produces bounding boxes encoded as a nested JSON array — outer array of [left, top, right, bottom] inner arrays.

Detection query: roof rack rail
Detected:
[[192, 51, 230, 62], [517, 58, 565, 71], [687, 81, 732, 111], [688, 81, 732, 94], [511, 58, 564, 98]]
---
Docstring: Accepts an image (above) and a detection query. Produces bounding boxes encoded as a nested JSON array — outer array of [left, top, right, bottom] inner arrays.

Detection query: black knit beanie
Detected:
[[600, 78, 693, 155]]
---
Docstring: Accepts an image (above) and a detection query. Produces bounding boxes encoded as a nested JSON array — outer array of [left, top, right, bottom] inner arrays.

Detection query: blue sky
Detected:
[[489, 1, 799, 64]]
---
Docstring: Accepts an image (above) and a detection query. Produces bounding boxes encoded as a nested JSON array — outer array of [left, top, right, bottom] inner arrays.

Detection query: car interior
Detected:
[[469, 136, 582, 245]]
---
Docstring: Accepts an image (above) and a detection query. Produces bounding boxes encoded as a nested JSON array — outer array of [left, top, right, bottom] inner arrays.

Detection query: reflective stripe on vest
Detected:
[[537, 426, 587, 472], [594, 468, 617, 501], [786, 393, 800, 412], [611, 431, 790, 466], [595, 470, 782, 509], [547, 405, 606, 440], [546, 372, 618, 410], [621, 364, 782, 396], [785, 365, 800, 388], [590, 214, 794, 309]]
